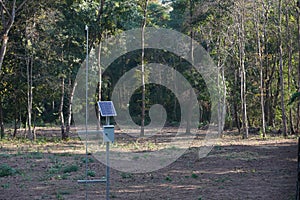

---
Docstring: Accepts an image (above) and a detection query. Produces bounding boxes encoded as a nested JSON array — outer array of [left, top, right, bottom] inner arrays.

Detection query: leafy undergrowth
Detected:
[[0, 164, 18, 177]]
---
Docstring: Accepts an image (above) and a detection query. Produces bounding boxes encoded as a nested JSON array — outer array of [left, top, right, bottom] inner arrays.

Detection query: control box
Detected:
[[103, 125, 114, 143]]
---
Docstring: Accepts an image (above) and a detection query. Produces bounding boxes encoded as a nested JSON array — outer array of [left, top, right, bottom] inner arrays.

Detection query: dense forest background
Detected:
[[0, 0, 299, 140]]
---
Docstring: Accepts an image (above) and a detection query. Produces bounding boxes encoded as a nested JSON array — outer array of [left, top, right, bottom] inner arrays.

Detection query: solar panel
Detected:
[[98, 101, 117, 117]]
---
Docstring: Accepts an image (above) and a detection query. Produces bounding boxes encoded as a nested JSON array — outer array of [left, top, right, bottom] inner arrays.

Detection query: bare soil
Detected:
[[0, 128, 297, 200]]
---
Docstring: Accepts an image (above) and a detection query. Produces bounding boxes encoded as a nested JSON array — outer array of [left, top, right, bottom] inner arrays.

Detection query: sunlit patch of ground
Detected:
[[0, 128, 297, 199]]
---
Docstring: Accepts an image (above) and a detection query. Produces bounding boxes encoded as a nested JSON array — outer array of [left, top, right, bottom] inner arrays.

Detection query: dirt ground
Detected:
[[0, 128, 298, 200]]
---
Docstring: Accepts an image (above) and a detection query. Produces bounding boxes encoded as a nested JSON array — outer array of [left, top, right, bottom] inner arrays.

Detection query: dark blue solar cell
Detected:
[[98, 101, 117, 117]]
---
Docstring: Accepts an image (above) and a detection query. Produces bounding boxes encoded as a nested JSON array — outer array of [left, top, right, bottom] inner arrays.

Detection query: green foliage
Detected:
[[0, 153, 12, 158], [87, 170, 96, 177], [191, 173, 198, 179], [0, 0, 299, 137], [48, 167, 60, 174], [26, 152, 43, 159], [165, 175, 172, 182], [288, 92, 300, 105], [63, 165, 78, 173], [1, 183, 10, 189], [81, 157, 94, 164], [56, 192, 64, 200], [0, 164, 18, 177], [120, 172, 133, 179]]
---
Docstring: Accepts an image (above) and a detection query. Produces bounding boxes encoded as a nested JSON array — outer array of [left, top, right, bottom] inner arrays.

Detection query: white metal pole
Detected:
[[85, 24, 89, 200], [106, 116, 110, 200], [106, 141, 110, 200]]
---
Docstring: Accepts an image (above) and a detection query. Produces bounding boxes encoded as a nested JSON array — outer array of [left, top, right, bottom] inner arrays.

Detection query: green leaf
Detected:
[[288, 92, 300, 105]]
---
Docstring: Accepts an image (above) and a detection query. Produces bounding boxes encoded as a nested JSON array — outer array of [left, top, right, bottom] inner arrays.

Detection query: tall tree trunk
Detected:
[[217, 59, 222, 136], [13, 92, 18, 138], [216, 36, 226, 136], [237, 0, 249, 139], [26, 55, 33, 140], [59, 77, 65, 139], [0, 0, 27, 71], [173, 58, 178, 121], [234, 69, 241, 133], [286, 6, 295, 134], [96, 0, 105, 130], [0, 0, 15, 72], [0, 35, 9, 71], [297, 0, 300, 134], [254, 1, 266, 138], [96, 42, 102, 130], [262, 1, 271, 128], [278, 0, 287, 137], [140, 0, 148, 137], [221, 62, 226, 131], [0, 96, 4, 139], [65, 80, 77, 139], [266, 56, 277, 127], [186, 0, 195, 135]]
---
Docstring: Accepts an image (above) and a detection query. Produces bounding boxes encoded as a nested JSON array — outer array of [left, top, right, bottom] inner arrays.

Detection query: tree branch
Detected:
[[0, 0, 12, 19], [96, 0, 105, 23], [16, 0, 28, 13]]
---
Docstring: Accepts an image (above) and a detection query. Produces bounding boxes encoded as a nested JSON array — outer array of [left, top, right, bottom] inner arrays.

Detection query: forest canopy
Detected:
[[0, 0, 299, 140]]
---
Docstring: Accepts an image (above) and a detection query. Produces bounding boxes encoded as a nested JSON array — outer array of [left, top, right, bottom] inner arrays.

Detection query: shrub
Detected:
[[87, 170, 96, 177], [0, 164, 17, 177], [63, 165, 78, 173]]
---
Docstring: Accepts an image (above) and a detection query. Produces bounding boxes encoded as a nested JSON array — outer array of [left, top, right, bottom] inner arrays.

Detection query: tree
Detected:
[[285, 1, 295, 134], [0, 0, 28, 139], [297, 0, 300, 133], [0, 0, 28, 72], [278, 0, 287, 137], [54, 0, 99, 139], [254, 0, 266, 138], [96, 0, 105, 130], [140, 0, 149, 137], [234, 0, 249, 139]]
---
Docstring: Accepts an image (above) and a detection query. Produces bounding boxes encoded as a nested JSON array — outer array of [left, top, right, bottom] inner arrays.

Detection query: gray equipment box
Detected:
[[103, 125, 114, 143]]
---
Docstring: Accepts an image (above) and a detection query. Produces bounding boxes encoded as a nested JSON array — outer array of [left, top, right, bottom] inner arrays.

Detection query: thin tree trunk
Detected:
[[222, 63, 226, 131], [0, 0, 15, 72], [237, 0, 249, 139], [13, 105, 18, 138], [96, 42, 102, 130], [297, 0, 300, 134], [186, 0, 195, 135], [140, 0, 148, 137], [96, 0, 105, 130], [255, 1, 266, 138], [234, 69, 241, 133], [0, 35, 9, 71], [262, 1, 271, 127], [0, 0, 27, 71], [286, 7, 295, 134], [26, 55, 33, 140], [0, 96, 4, 139], [216, 39, 224, 136], [173, 58, 178, 121], [217, 37, 227, 136], [278, 0, 287, 137], [65, 80, 77, 139], [217, 60, 222, 136], [59, 77, 65, 139]]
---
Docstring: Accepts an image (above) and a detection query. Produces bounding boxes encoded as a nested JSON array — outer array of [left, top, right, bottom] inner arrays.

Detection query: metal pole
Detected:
[[106, 116, 110, 200], [297, 137, 300, 200], [85, 25, 89, 200], [106, 116, 110, 125], [106, 142, 110, 200]]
